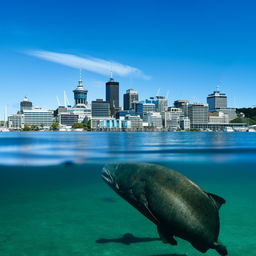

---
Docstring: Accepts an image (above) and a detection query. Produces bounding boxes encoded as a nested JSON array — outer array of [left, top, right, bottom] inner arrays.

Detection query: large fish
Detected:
[[102, 163, 227, 255]]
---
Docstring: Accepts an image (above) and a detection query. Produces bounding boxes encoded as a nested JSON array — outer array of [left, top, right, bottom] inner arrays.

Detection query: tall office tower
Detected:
[[73, 73, 88, 107], [20, 97, 32, 112], [91, 99, 110, 118], [123, 89, 139, 111], [106, 76, 119, 116], [174, 100, 189, 117], [188, 103, 209, 125], [207, 89, 227, 112], [155, 96, 168, 112]]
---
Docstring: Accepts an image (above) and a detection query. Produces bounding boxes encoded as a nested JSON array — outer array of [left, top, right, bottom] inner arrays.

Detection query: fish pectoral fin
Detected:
[[206, 192, 226, 210], [157, 226, 177, 245], [131, 181, 160, 224]]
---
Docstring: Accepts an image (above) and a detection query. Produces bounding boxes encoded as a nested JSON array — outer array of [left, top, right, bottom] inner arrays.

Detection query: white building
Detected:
[[8, 114, 25, 129], [23, 108, 54, 127], [163, 108, 183, 130], [144, 112, 163, 128]]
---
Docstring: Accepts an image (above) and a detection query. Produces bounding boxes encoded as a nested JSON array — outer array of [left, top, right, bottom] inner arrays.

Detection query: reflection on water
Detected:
[[0, 132, 256, 165]]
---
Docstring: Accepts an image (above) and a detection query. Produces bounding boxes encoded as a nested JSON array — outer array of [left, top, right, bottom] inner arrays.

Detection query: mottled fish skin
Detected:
[[102, 163, 227, 256]]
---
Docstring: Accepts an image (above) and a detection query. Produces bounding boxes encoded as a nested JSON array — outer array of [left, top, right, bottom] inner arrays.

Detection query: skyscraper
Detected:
[[123, 89, 139, 111], [73, 73, 88, 107], [92, 99, 110, 117], [106, 76, 119, 116], [155, 96, 168, 112], [20, 97, 32, 112], [188, 103, 209, 125], [207, 89, 227, 112], [174, 100, 189, 117]]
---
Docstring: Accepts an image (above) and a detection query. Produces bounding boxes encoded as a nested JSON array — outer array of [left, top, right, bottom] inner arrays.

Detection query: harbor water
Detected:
[[0, 132, 256, 256]]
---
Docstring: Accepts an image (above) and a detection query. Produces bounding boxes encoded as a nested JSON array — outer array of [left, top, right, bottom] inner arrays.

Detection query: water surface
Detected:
[[0, 132, 256, 256]]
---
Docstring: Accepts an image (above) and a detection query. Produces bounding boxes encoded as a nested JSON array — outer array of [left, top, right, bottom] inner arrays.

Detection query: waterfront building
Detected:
[[188, 103, 209, 126], [136, 102, 156, 117], [216, 108, 237, 122], [99, 119, 122, 129], [69, 74, 91, 122], [116, 110, 136, 120], [123, 89, 139, 111], [164, 108, 183, 130], [23, 108, 54, 127], [91, 99, 110, 118], [191, 122, 247, 131], [106, 76, 119, 116], [174, 100, 189, 117], [144, 112, 163, 128], [208, 111, 229, 124], [20, 97, 32, 112], [73, 74, 88, 106], [155, 96, 168, 112], [207, 89, 227, 112], [8, 114, 24, 129], [58, 112, 79, 126], [125, 115, 143, 130], [180, 117, 190, 130]]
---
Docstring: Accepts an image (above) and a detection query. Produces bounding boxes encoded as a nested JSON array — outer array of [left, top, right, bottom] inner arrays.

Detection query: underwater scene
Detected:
[[0, 132, 256, 256]]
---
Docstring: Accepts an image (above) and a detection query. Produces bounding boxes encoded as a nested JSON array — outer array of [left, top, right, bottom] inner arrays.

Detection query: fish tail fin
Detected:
[[214, 242, 228, 256]]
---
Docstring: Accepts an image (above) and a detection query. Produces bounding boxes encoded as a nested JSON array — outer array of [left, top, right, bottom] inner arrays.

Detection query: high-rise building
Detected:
[[23, 108, 54, 127], [174, 100, 189, 117], [91, 99, 110, 117], [123, 89, 139, 111], [73, 75, 88, 107], [164, 108, 183, 130], [207, 89, 227, 112], [155, 96, 168, 112], [136, 102, 156, 118], [188, 103, 209, 126], [106, 76, 119, 116], [20, 97, 32, 112]]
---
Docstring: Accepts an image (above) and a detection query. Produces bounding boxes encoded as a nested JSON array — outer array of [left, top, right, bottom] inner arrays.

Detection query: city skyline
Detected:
[[1, 0, 256, 119]]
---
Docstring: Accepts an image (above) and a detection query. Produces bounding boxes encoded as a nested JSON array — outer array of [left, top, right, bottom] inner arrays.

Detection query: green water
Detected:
[[0, 162, 255, 256]]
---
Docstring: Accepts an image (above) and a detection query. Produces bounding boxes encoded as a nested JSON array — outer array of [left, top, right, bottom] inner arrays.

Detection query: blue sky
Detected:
[[1, 0, 256, 117]]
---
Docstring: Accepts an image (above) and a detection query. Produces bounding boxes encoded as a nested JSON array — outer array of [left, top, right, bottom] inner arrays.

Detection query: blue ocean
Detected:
[[0, 132, 256, 256]]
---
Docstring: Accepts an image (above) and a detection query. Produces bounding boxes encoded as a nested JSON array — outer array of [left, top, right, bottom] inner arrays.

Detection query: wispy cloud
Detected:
[[26, 50, 150, 79]]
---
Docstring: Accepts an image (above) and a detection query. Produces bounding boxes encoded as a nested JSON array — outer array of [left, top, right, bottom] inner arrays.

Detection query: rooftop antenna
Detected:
[[56, 96, 61, 107], [233, 96, 237, 108], [64, 91, 67, 108], [156, 88, 161, 97], [64, 91, 70, 106], [166, 90, 170, 100], [80, 68, 82, 81], [4, 105, 8, 128], [110, 62, 113, 79]]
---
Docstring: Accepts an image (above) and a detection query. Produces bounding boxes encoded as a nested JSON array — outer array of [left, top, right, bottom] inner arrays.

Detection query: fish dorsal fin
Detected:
[[207, 192, 226, 210]]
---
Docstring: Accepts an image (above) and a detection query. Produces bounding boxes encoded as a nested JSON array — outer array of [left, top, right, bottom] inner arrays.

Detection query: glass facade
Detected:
[[23, 110, 54, 126]]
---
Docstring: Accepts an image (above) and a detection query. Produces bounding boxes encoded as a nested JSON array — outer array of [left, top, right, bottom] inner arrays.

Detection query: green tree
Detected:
[[51, 122, 60, 131], [230, 117, 256, 125], [72, 121, 91, 130], [23, 125, 31, 131]]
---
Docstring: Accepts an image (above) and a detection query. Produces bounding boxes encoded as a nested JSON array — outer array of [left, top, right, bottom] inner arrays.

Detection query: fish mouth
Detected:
[[101, 167, 115, 185], [102, 165, 120, 190]]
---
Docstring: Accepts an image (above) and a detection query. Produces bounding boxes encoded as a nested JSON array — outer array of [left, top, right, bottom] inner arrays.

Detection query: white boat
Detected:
[[223, 127, 234, 132], [0, 127, 10, 132]]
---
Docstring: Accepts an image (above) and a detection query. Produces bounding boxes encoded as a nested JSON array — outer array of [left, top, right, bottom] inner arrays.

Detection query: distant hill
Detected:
[[237, 107, 256, 121], [230, 117, 256, 125]]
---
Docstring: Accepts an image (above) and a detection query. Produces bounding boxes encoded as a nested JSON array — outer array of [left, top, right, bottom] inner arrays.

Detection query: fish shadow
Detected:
[[149, 254, 187, 256], [101, 197, 117, 203], [96, 233, 161, 245]]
